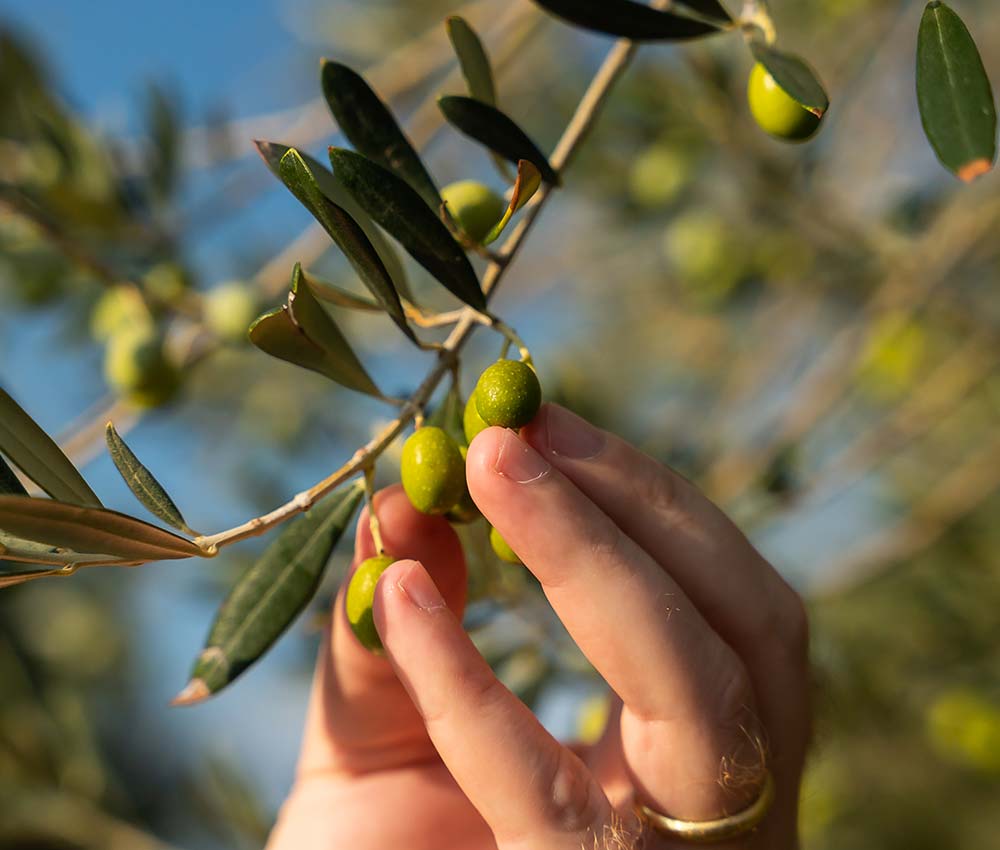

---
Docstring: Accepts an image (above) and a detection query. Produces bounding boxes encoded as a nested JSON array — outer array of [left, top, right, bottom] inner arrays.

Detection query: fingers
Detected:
[[296, 485, 468, 778], [374, 559, 617, 849], [521, 405, 810, 835], [466, 427, 761, 821]]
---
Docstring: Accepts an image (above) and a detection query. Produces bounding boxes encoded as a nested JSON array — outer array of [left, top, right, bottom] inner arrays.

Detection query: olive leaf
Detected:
[[483, 160, 542, 245], [277, 148, 415, 342], [0, 529, 117, 568], [105, 422, 195, 535], [255, 140, 415, 305], [530, 0, 724, 41], [751, 42, 829, 116], [249, 263, 384, 398], [445, 15, 515, 182], [0, 495, 203, 561], [321, 60, 441, 210], [0, 387, 102, 508], [0, 566, 68, 590], [300, 268, 380, 312], [328, 147, 486, 311], [0, 455, 28, 496], [437, 96, 560, 186], [173, 480, 364, 704], [446, 16, 497, 107], [917, 1, 997, 182]]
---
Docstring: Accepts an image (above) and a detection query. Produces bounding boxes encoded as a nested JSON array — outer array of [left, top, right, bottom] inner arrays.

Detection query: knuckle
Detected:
[[712, 659, 755, 730], [421, 659, 507, 728], [753, 586, 810, 665], [631, 460, 684, 518], [539, 747, 606, 835]]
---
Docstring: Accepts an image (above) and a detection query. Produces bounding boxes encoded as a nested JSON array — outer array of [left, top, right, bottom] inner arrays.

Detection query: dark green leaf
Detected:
[[105, 422, 194, 534], [321, 60, 441, 209], [255, 140, 415, 305], [249, 263, 383, 398], [0, 456, 27, 496], [144, 82, 181, 201], [0, 387, 102, 508], [0, 495, 202, 561], [437, 96, 560, 186], [530, 0, 723, 41], [446, 16, 497, 107], [277, 149, 415, 342], [328, 147, 486, 311], [174, 481, 364, 703], [751, 43, 829, 116], [917, 1, 997, 181], [427, 383, 466, 446], [300, 269, 381, 312]]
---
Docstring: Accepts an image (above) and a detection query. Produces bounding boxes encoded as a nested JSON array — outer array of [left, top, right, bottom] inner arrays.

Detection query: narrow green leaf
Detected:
[[483, 160, 543, 245], [427, 383, 466, 446], [255, 141, 415, 305], [321, 60, 441, 210], [0, 387, 102, 508], [277, 149, 415, 342], [328, 147, 486, 311], [446, 16, 497, 107], [249, 263, 383, 398], [0, 530, 116, 568], [530, 0, 724, 41], [0, 495, 203, 561], [174, 481, 365, 703], [0, 566, 67, 589], [750, 43, 829, 116], [300, 269, 381, 312], [917, 1, 997, 182], [105, 422, 194, 534], [0, 456, 28, 496], [437, 96, 560, 186]]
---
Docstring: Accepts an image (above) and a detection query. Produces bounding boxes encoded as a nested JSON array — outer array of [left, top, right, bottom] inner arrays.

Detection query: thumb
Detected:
[[296, 484, 467, 777]]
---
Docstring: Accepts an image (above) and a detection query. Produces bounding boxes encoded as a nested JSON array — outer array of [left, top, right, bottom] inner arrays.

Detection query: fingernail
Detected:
[[396, 561, 446, 612], [543, 405, 606, 460], [494, 429, 551, 484]]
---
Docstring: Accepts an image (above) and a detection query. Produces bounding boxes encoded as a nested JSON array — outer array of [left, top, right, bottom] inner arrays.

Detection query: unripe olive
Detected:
[[474, 359, 541, 430], [143, 262, 190, 306], [747, 63, 822, 142], [103, 326, 179, 409], [346, 554, 396, 651], [204, 281, 259, 343], [401, 426, 466, 515], [441, 180, 507, 244], [446, 446, 479, 524], [463, 390, 490, 444], [489, 526, 521, 565], [90, 286, 154, 343]]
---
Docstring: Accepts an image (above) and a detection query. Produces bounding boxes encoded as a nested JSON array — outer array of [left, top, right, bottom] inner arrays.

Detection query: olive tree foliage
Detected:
[[0, 0, 999, 846]]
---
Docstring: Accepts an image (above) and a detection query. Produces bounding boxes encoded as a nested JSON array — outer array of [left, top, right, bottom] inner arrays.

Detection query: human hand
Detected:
[[267, 404, 810, 849]]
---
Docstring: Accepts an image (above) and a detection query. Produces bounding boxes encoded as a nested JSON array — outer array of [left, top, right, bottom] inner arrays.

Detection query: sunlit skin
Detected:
[[268, 404, 810, 850]]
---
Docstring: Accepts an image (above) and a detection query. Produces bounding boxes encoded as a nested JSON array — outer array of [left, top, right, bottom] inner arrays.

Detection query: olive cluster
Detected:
[[346, 357, 541, 651]]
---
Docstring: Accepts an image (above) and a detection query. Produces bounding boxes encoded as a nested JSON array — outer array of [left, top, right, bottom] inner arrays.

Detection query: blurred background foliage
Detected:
[[1, 0, 998, 847]]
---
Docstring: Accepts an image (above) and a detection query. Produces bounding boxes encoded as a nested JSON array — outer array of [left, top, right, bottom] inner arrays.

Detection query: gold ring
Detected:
[[633, 772, 775, 843]]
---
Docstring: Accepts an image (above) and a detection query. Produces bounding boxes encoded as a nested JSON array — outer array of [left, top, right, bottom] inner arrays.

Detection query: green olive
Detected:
[[346, 554, 396, 651], [747, 63, 822, 142], [103, 326, 179, 409], [90, 286, 154, 343], [401, 426, 466, 515], [143, 262, 190, 306], [463, 390, 490, 444], [474, 359, 541, 430], [204, 281, 259, 343], [441, 180, 507, 243], [446, 446, 480, 524], [489, 527, 522, 565]]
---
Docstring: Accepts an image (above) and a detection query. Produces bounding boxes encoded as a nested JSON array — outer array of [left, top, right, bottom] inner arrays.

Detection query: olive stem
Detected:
[[196, 25, 647, 551], [739, 0, 777, 45], [363, 466, 385, 555]]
